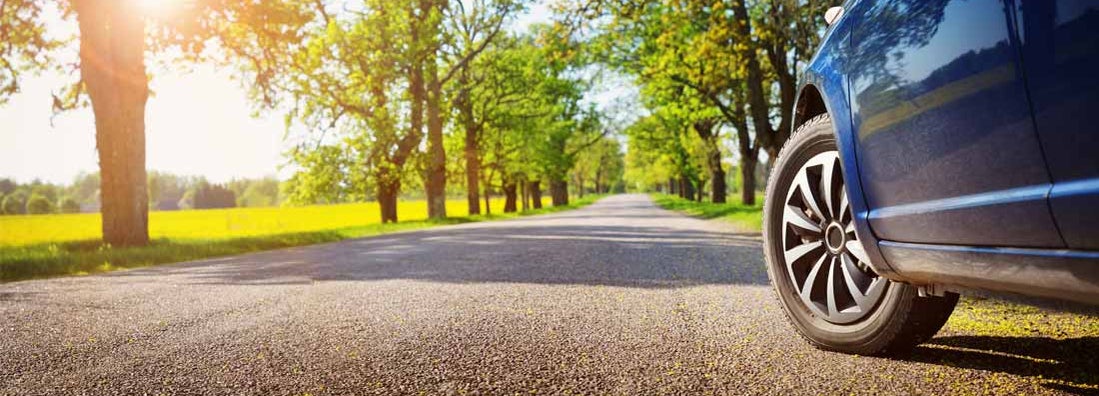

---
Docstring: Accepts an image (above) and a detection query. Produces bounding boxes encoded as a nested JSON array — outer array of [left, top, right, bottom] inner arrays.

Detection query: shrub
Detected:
[[25, 194, 55, 215], [60, 197, 82, 214]]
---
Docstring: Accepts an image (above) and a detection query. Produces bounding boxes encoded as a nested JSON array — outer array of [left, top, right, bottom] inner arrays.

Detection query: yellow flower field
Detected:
[[0, 198, 540, 247]]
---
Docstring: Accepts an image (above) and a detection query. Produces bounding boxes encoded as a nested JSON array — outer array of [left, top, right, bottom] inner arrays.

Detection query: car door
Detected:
[[1015, 0, 1099, 250], [846, 0, 1064, 248]]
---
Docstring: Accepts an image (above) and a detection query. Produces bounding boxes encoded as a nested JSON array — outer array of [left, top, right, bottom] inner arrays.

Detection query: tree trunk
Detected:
[[693, 119, 726, 204], [377, 179, 400, 223], [669, 178, 677, 195], [550, 180, 569, 206], [576, 174, 585, 198], [529, 181, 543, 209], [681, 177, 695, 201], [459, 89, 480, 215], [483, 182, 491, 215], [424, 62, 447, 219], [520, 179, 529, 211], [765, 147, 780, 170], [741, 155, 757, 206], [594, 164, 604, 194], [712, 166, 727, 204], [503, 180, 517, 213], [76, 0, 149, 247], [729, 0, 793, 160]]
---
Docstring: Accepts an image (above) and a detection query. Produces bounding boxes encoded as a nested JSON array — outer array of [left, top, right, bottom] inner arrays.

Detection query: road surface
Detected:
[[1, 195, 1095, 394]]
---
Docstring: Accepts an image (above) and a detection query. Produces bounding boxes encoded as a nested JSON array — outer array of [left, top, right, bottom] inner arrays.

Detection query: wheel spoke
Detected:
[[840, 253, 870, 308], [821, 157, 837, 219], [784, 205, 822, 235], [799, 253, 828, 300], [839, 189, 849, 222], [846, 240, 871, 264], [795, 170, 826, 221], [784, 240, 823, 265], [825, 257, 839, 316], [863, 277, 887, 308]]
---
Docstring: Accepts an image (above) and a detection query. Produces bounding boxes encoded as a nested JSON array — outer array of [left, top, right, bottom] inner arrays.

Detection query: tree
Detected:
[[25, 194, 54, 214], [572, 136, 624, 195], [2, 191, 27, 215], [581, 0, 738, 203], [415, 0, 521, 219], [2, 0, 317, 245], [0, 178, 16, 196], [28, 181, 61, 204], [148, 171, 190, 211], [60, 197, 82, 214], [451, 13, 529, 215], [177, 189, 196, 210], [60, 0, 151, 245], [67, 172, 99, 206], [624, 112, 704, 200], [743, 0, 828, 161], [236, 177, 280, 207], [241, 0, 425, 222], [452, 32, 561, 214], [566, 0, 828, 204], [281, 145, 356, 206], [192, 182, 236, 209], [0, 1, 59, 105], [526, 24, 607, 206]]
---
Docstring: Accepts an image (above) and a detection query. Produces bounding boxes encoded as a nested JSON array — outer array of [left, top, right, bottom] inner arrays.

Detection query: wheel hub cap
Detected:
[[825, 223, 845, 253], [780, 151, 888, 324]]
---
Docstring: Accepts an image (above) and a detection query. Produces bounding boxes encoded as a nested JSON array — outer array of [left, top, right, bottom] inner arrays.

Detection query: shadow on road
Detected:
[[109, 222, 769, 289], [911, 335, 1099, 394]]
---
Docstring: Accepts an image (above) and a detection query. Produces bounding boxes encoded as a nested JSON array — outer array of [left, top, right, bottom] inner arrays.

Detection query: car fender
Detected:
[[793, 8, 901, 280]]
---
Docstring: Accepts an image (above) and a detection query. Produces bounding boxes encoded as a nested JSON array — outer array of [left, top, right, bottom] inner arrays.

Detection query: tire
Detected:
[[762, 113, 958, 356]]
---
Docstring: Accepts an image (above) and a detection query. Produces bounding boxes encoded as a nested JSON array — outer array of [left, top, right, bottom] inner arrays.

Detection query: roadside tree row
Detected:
[[0, 0, 623, 246]]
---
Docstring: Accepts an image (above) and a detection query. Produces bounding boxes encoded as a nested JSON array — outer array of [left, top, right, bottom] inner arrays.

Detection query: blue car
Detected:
[[762, 0, 1099, 355]]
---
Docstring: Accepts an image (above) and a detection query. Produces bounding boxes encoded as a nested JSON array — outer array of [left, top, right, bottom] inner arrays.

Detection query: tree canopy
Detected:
[[0, 0, 832, 243]]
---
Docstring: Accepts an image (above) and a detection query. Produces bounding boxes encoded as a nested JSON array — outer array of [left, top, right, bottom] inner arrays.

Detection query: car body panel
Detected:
[[1015, 0, 1099, 250], [879, 241, 1099, 305], [795, 0, 1099, 303], [846, 0, 1063, 248]]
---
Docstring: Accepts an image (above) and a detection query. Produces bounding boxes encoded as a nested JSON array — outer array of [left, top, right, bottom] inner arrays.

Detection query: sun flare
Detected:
[[135, 0, 177, 16]]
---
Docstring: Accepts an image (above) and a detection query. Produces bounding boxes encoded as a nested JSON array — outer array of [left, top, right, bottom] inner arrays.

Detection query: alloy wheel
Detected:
[[781, 151, 887, 324]]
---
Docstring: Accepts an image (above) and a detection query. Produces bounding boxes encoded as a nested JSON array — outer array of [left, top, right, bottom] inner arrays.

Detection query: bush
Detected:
[[25, 194, 55, 215], [60, 197, 82, 214], [1, 192, 25, 215]]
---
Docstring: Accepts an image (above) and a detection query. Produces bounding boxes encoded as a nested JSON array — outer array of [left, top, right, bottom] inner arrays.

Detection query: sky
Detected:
[[0, 1, 560, 185]]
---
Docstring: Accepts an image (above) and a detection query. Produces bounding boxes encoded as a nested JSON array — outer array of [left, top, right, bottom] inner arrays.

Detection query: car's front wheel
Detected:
[[762, 113, 958, 356]]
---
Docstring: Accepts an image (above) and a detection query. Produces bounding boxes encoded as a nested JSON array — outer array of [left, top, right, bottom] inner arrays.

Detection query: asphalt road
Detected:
[[1, 194, 1096, 395]]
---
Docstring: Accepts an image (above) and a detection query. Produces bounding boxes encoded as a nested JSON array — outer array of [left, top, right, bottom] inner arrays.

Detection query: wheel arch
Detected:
[[793, 78, 900, 279], [793, 84, 828, 132]]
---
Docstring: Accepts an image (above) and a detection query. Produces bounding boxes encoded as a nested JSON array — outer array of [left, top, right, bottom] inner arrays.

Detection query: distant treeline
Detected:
[[0, 172, 280, 216]]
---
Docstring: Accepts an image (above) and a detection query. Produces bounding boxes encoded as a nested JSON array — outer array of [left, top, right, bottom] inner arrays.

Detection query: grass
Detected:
[[944, 297, 1099, 339], [650, 193, 763, 232], [0, 196, 603, 282], [930, 297, 1099, 393]]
